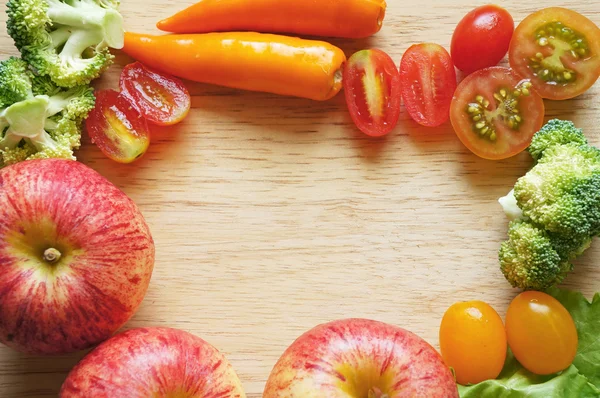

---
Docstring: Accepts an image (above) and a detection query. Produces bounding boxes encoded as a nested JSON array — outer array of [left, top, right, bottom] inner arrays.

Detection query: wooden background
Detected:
[[1, 0, 600, 396]]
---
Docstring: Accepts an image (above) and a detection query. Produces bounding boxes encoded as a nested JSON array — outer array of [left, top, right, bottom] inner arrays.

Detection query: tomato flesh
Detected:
[[450, 67, 545, 160], [506, 291, 578, 375], [451, 5, 514, 74], [509, 7, 600, 99], [120, 62, 191, 126], [400, 43, 456, 127], [343, 49, 401, 137], [86, 89, 151, 163], [439, 301, 507, 385]]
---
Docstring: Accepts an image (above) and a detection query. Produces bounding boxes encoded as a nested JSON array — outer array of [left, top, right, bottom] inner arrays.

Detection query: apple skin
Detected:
[[0, 159, 155, 355], [264, 318, 459, 398], [60, 327, 247, 398]]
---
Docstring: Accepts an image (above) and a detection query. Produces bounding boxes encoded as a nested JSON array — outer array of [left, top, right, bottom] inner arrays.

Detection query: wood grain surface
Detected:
[[1, 0, 600, 397]]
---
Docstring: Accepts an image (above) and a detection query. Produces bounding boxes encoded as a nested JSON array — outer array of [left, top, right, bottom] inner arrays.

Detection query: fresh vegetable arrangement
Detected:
[[0, 1, 599, 397]]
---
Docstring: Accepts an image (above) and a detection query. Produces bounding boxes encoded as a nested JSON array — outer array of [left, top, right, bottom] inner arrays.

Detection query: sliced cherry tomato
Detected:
[[439, 301, 507, 385], [343, 49, 401, 137], [509, 7, 600, 100], [451, 5, 514, 74], [86, 89, 150, 164], [120, 62, 191, 126], [506, 291, 578, 375], [400, 43, 457, 127], [450, 66, 545, 160]]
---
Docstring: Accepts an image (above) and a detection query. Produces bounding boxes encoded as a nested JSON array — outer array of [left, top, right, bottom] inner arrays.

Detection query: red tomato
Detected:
[[86, 89, 151, 164], [120, 62, 191, 126], [509, 7, 600, 100], [450, 67, 545, 160], [399, 43, 457, 127], [451, 5, 514, 74], [343, 49, 401, 137]]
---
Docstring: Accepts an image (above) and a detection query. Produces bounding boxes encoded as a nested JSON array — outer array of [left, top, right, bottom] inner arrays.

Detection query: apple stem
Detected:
[[43, 248, 62, 264], [368, 387, 390, 398]]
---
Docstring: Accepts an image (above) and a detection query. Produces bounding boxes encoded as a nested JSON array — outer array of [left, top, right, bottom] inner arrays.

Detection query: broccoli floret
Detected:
[[0, 58, 95, 167], [514, 144, 600, 237], [499, 119, 600, 290], [6, 0, 124, 88], [528, 119, 588, 162], [0, 57, 33, 106], [499, 220, 572, 290]]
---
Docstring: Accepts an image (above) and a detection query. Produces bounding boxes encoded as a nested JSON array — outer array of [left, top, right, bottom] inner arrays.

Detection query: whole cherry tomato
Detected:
[[439, 300, 507, 385], [451, 5, 514, 74], [506, 291, 578, 375]]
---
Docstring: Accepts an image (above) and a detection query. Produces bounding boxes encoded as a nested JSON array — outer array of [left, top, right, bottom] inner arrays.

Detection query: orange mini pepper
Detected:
[[156, 0, 386, 39], [122, 32, 346, 101]]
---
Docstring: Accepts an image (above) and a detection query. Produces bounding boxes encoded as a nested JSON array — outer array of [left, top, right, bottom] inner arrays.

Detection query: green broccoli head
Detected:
[[514, 143, 600, 237], [499, 220, 573, 291], [6, 0, 124, 88], [0, 58, 95, 167], [0, 57, 33, 107], [528, 119, 588, 162]]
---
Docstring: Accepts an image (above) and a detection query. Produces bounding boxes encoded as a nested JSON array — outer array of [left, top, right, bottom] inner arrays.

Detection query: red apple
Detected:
[[264, 318, 458, 398], [0, 159, 155, 355], [60, 327, 247, 397]]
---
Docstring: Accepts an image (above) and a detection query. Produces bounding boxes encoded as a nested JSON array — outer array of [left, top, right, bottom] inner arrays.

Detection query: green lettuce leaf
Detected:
[[458, 288, 600, 397]]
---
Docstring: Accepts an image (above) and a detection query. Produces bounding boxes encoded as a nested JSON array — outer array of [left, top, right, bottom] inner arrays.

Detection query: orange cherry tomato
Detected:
[[439, 301, 507, 385], [505, 291, 578, 375]]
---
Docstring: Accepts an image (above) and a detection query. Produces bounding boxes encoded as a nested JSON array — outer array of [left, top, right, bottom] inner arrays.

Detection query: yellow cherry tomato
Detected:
[[439, 301, 507, 385], [506, 291, 578, 375]]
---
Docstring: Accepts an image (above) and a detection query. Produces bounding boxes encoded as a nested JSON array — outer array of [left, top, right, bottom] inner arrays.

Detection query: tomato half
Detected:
[[400, 43, 457, 127], [450, 66, 545, 160], [86, 89, 151, 164], [509, 7, 600, 100], [343, 49, 401, 137], [120, 62, 191, 126], [439, 301, 507, 385], [451, 5, 514, 74], [506, 291, 578, 375]]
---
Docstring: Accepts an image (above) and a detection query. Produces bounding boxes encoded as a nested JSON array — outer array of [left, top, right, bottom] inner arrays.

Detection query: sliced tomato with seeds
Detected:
[[450, 67, 545, 160], [343, 49, 401, 137], [400, 43, 457, 127], [86, 89, 151, 164], [509, 7, 600, 100], [120, 62, 191, 126]]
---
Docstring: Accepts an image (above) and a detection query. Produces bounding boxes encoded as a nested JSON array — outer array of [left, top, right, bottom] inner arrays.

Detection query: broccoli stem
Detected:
[[59, 28, 105, 62], [46, 0, 108, 29], [49, 27, 72, 50], [499, 189, 524, 221], [47, 90, 79, 117], [46, 0, 124, 49], [0, 132, 22, 149], [2, 96, 58, 151]]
